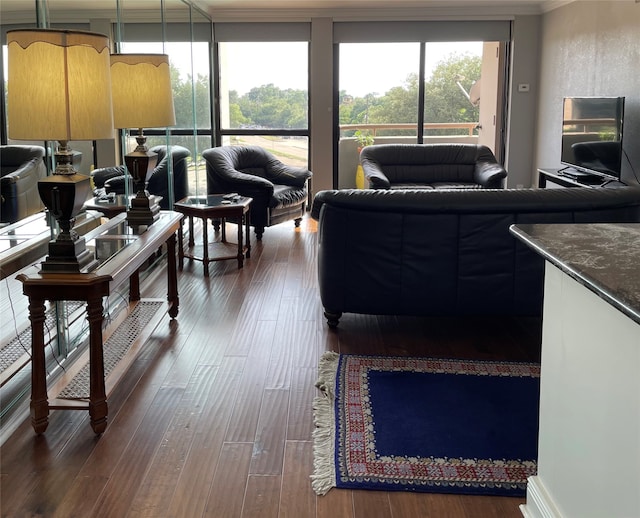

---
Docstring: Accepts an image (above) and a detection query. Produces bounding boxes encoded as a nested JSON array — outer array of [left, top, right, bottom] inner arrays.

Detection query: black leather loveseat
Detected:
[[311, 187, 640, 327], [1, 145, 46, 223], [360, 143, 507, 190]]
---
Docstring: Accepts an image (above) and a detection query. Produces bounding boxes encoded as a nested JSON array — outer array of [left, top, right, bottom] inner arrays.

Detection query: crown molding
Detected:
[[0, 3, 553, 25]]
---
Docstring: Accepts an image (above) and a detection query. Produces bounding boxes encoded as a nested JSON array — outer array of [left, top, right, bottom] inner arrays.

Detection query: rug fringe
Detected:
[[311, 351, 340, 495]]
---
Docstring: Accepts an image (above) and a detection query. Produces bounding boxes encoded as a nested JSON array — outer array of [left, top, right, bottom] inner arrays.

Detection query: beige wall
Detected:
[[505, 14, 541, 188], [535, 0, 640, 186]]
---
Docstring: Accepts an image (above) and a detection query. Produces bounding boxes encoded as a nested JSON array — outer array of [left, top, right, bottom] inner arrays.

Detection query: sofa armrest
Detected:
[[1, 157, 43, 184], [360, 153, 391, 189], [267, 161, 312, 188], [104, 174, 133, 194], [473, 146, 507, 188], [474, 161, 507, 188], [92, 166, 126, 189]]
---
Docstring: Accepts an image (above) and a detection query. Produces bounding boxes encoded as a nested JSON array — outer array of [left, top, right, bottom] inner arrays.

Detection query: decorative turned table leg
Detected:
[[87, 294, 108, 434], [29, 298, 49, 434], [167, 232, 179, 318]]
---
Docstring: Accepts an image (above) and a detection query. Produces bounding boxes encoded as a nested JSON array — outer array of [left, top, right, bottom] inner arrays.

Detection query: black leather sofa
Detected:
[[92, 145, 191, 209], [1, 145, 47, 224], [203, 146, 312, 240], [311, 187, 640, 327], [360, 143, 507, 190]]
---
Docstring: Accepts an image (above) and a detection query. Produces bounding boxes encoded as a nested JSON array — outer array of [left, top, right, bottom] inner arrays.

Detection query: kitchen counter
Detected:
[[510, 222, 639, 518], [510, 223, 640, 324]]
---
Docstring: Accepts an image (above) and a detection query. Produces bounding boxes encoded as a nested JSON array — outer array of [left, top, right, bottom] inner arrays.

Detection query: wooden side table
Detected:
[[16, 212, 182, 434], [175, 195, 252, 276]]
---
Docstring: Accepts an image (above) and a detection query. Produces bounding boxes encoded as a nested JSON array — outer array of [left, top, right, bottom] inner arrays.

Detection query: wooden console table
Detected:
[[16, 211, 182, 434]]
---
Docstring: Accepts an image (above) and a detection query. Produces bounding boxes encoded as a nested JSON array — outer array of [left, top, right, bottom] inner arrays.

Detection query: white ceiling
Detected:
[[0, 0, 573, 21]]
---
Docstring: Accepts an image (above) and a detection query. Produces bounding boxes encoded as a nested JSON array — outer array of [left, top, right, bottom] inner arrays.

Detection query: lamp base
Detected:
[[124, 141, 159, 228], [37, 167, 99, 273], [127, 194, 161, 228], [41, 236, 99, 273]]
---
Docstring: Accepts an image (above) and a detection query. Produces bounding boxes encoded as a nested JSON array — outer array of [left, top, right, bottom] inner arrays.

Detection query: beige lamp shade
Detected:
[[7, 29, 114, 141], [110, 54, 176, 130]]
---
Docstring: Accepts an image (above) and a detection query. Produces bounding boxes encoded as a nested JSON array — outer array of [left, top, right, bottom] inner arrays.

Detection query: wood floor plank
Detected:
[[352, 489, 392, 518], [165, 356, 245, 518], [89, 386, 186, 518], [249, 388, 290, 475], [126, 364, 220, 518], [316, 488, 354, 518], [242, 474, 281, 518], [388, 492, 467, 518], [278, 440, 316, 518], [225, 321, 277, 443], [286, 366, 316, 441], [203, 442, 253, 517]]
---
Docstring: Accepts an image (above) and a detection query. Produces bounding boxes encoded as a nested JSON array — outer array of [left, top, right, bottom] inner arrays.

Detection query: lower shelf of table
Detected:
[[182, 241, 247, 262], [47, 298, 168, 407]]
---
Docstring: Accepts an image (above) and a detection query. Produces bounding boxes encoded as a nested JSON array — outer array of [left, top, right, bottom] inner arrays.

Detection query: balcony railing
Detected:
[[340, 122, 478, 136]]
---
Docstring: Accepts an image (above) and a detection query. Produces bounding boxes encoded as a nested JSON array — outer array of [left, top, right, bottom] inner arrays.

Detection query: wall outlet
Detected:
[[518, 84, 530, 92]]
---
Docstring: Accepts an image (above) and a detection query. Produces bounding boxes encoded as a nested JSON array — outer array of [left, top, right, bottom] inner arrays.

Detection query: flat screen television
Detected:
[[560, 96, 625, 180]]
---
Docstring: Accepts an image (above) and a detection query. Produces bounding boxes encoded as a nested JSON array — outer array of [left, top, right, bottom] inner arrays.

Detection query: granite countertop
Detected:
[[510, 223, 640, 325]]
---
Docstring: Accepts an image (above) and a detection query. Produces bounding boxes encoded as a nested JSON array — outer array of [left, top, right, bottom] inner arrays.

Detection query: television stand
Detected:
[[538, 168, 623, 189]]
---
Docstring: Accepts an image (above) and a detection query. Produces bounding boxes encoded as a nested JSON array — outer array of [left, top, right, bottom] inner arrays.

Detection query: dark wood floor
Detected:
[[0, 215, 541, 518]]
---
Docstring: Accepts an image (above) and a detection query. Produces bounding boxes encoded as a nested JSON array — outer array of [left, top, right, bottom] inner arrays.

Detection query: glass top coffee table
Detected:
[[174, 194, 252, 275]]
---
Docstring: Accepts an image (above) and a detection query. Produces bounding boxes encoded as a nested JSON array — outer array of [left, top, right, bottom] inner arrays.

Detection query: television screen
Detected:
[[561, 96, 625, 179]]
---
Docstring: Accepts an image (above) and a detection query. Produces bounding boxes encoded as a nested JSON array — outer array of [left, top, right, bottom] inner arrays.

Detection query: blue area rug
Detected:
[[312, 352, 540, 496]]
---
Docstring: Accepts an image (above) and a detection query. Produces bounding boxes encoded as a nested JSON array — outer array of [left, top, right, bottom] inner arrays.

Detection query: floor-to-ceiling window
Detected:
[[116, 2, 213, 202], [214, 23, 310, 169], [334, 21, 511, 188], [118, 38, 212, 199]]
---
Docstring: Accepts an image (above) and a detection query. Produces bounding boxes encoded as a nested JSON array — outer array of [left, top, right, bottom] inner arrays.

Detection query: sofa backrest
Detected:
[[0, 145, 45, 176], [360, 143, 496, 185], [313, 187, 640, 318]]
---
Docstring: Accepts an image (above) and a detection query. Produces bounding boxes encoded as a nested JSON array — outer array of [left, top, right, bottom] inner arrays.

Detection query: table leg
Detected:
[[202, 217, 209, 277], [130, 269, 140, 302], [245, 207, 251, 259], [177, 216, 184, 270], [237, 212, 244, 269], [87, 294, 108, 434], [167, 232, 180, 318], [29, 298, 49, 434], [188, 215, 195, 247]]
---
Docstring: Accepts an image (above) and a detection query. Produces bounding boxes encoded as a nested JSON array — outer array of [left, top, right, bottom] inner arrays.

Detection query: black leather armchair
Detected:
[[1, 145, 47, 224], [360, 143, 507, 190], [92, 145, 191, 209], [203, 146, 312, 240]]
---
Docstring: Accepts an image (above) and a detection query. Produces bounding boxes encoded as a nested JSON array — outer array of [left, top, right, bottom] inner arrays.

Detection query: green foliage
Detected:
[[236, 84, 308, 129], [423, 53, 481, 132], [354, 130, 374, 147], [166, 52, 480, 137]]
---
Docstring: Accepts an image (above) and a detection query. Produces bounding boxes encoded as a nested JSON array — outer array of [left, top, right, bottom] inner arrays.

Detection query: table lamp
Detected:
[[7, 29, 114, 273], [110, 54, 176, 227]]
